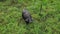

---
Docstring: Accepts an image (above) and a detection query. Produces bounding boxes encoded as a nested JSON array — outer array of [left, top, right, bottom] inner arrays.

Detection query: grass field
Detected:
[[0, 0, 60, 34]]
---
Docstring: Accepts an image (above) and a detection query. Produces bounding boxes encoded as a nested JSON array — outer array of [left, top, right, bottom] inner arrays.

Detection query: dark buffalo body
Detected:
[[22, 9, 32, 24]]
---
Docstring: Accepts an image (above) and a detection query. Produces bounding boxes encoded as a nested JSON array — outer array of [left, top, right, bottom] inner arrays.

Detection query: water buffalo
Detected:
[[22, 9, 32, 24]]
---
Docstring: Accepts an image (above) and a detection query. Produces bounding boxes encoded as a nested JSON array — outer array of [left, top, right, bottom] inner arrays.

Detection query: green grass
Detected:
[[0, 0, 60, 34]]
